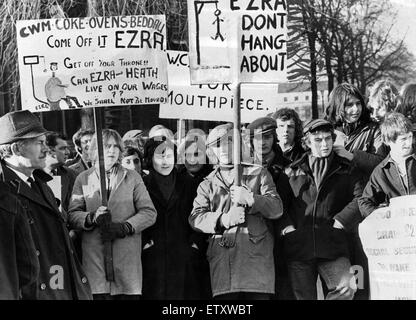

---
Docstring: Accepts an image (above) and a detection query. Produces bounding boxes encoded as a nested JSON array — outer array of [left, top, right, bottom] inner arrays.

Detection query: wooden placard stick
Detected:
[[93, 107, 114, 282], [233, 82, 242, 187]]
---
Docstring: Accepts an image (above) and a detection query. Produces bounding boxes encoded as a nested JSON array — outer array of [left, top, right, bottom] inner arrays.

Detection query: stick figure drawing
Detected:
[[211, 8, 225, 41]]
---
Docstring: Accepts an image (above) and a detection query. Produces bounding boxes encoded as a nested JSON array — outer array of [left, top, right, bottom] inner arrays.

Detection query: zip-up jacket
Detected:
[[359, 154, 416, 219]]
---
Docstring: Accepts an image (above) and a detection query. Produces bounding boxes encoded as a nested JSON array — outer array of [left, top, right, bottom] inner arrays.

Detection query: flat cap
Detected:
[[246, 117, 277, 136], [0, 110, 48, 145], [303, 119, 333, 135], [206, 123, 233, 147]]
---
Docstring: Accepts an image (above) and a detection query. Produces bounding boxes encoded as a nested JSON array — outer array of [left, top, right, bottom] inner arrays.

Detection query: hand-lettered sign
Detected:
[[160, 51, 287, 123], [187, 0, 288, 84], [16, 16, 168, 112], [359, 196, 416, 300]]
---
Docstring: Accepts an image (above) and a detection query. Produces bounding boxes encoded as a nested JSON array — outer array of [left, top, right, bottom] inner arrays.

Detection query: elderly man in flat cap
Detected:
[[0, 110, 92, 300], [281, 119, 364, 300], [189, 122, 283, 300]]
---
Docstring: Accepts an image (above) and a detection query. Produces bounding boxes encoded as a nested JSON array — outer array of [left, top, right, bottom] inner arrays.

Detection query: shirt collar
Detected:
[[382, 153, 416, 168], [281, 143, 294, 154], [5, 163, 34, 186]]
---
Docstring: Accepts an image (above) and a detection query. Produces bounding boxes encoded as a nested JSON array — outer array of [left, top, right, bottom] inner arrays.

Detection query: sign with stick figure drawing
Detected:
[[188, 0, 235, 84], [188, 0, 288, 84], [16, 16, 168, 112]]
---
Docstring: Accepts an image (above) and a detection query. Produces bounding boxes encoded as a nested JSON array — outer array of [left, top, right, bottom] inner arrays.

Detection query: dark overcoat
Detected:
[[0, 161, 92, 300], [54, 166, 77, 214], [142, 169, 205, 300], [0, 182, 39, 300], [265, 153, 296, 300]]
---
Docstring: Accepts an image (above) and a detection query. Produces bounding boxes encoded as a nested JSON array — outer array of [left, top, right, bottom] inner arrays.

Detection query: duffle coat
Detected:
[[189, 165, 283, 297], [68, 166, 157, 295]]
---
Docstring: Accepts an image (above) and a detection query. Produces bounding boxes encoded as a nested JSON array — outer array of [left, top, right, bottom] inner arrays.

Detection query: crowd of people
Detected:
[[1, 80, 416, 300]]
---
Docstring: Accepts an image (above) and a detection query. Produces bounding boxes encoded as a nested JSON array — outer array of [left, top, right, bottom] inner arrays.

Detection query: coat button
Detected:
[[28, 218, 34, 225], [36, 250, 40, 256], [40, 283, 46, 290], [81, 277, 88, 284]]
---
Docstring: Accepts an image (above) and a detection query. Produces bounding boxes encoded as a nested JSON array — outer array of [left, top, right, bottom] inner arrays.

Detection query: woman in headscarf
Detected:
[[68, 129, 157, 300], [141, 136, 209, 299]]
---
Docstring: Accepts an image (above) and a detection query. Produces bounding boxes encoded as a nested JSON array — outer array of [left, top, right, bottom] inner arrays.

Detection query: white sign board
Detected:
[[160, 51, 287, 123], [359, 196, 416, 300], [187, 0, 288, 84], [47, 176, 62, 210], [16, 16, 168, 112]]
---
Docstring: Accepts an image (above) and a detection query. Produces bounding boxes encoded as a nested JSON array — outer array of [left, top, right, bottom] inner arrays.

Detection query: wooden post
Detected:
[[220, 82, 243, 248], [233, 82, 242, 187], [129, 105, 133, 131], [93, 107, 114, 282], [61, 111, 67, 137]]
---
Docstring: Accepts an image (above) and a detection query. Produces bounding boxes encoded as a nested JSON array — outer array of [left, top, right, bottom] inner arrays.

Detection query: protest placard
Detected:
[[160, 50, 287, 123], [16, 16, 168, 112], [187, 0, 235, 84], [237, 2, 288, 83], [359, 196, 416, 300], [187, 0, 288, 84], [46, 176, 61, 210]]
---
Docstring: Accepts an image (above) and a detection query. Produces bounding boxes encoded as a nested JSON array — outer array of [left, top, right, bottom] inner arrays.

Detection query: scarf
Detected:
[[153, 168, 176, 202], [104, 163, 120, 201], [308, 152, 334, 189], [342, 121, 359, 137]]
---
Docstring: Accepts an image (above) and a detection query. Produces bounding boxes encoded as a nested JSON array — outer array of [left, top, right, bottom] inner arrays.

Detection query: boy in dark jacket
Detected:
[[359, 112, 416, 218], [245, 117, 295, 300], [281, 119, 363, 300], [269, 108, 305, 163]]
